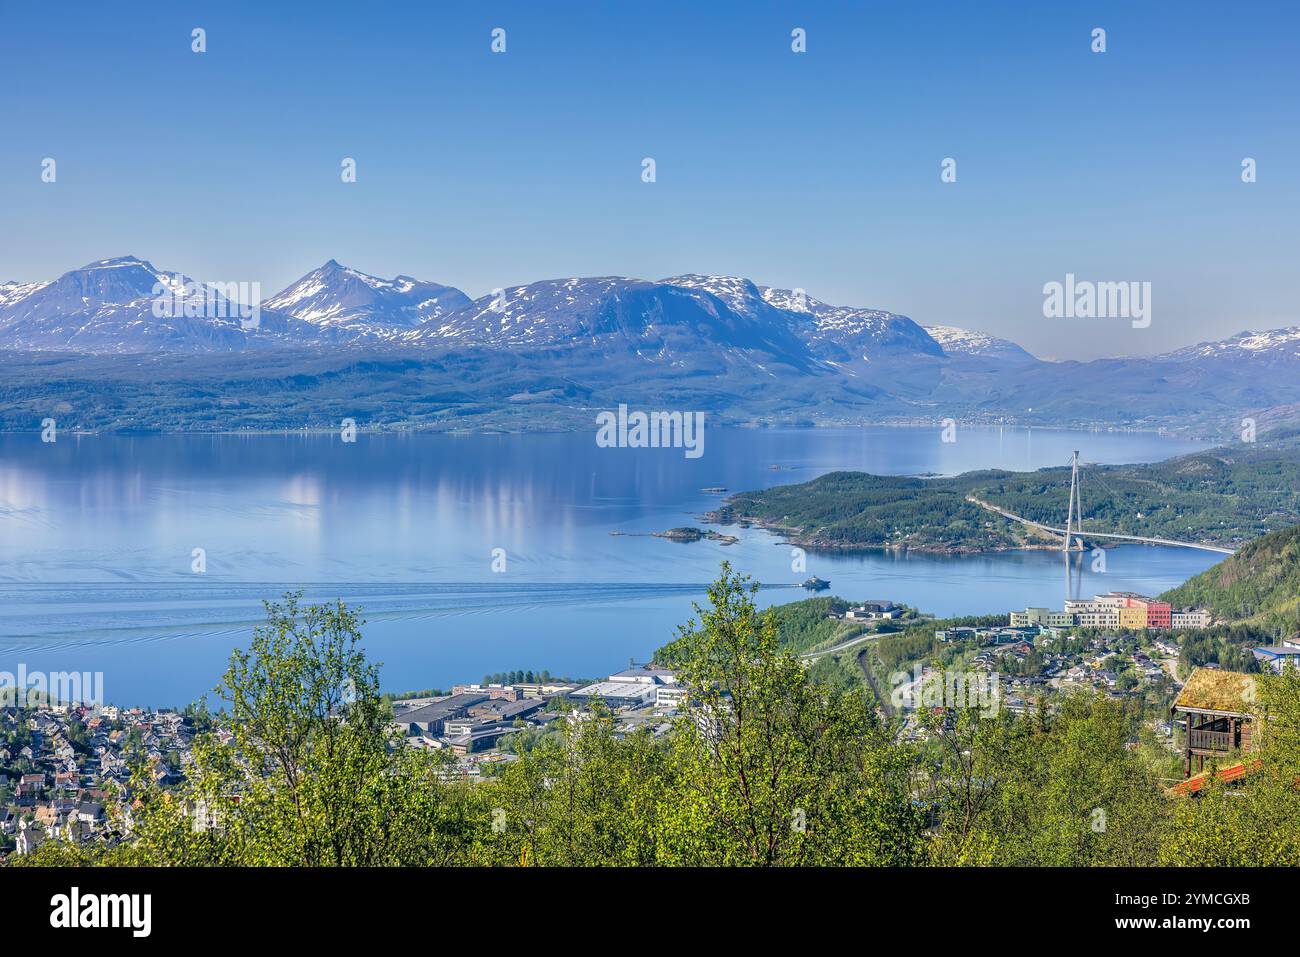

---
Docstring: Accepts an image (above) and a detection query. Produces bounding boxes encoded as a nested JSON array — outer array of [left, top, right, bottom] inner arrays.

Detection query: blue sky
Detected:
[[1, 0, 1296, 358]]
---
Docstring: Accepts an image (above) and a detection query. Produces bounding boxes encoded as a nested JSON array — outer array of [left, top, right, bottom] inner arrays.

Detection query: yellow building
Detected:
[[1117, 606, 1148, 629]]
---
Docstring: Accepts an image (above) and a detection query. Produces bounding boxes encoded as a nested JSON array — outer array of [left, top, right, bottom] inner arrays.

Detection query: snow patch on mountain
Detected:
[[758, 286, 945, 360], [1159, 327, 1300, 362], [0, 279, 51, 310], [419, 277, 636, 346], [659, 275, 770, 319], [923, 324, 1036, 360]]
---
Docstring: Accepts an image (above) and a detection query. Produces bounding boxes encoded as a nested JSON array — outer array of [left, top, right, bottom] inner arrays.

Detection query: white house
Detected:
[[16, 820, 43, 856]]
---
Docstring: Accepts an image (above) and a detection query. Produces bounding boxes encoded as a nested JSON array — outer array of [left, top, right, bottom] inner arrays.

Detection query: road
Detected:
[[799, 627, 894, 717], [798, 630, 879, 662], [966, 496, 1236, 555]]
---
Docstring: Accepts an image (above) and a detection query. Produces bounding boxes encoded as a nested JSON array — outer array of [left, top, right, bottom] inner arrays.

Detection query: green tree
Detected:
[[653, 563, 924, 866], [484, 704, 668, 866], [103, 594, 489, 866], [924, 693, 1169, 866]]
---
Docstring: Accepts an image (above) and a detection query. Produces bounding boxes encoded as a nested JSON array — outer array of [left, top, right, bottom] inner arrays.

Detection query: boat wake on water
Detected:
[[0, 580, 792, 651]]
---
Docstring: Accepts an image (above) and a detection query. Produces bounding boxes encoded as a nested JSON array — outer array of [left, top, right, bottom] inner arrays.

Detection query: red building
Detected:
[[1109, 591, 1172, 629], [1145, 600, 1172, 629]]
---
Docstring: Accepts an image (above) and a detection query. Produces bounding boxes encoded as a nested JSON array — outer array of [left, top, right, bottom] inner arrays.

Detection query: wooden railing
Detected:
[[1189, 729, 1234, 751]]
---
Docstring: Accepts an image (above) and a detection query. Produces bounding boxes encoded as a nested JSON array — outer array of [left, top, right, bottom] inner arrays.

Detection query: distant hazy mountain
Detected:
[[1157, 327, 1300, 364], [0, 257, 317, 353], [922, 324, 1037, 361], [264, 260, 471, 336]]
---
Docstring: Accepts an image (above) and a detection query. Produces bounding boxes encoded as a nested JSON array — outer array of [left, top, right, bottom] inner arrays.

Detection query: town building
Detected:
[[451, 683, 521, 702], [1009, 608, 1075, 628], [1171, 608, 1212, 629], [655, 686, 689, 709], [607, 664, 677, 686], [845, 601, 902, 621], [391, 693, 490, 736], [1251, 645, 1300, 673], [571, 662, 679, 710], [936, 626, 979, 642], [1014, 593, 1208, 631], [567, 680, 657, 709]]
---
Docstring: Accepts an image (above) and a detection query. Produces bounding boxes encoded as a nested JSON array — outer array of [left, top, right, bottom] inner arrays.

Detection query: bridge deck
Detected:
[[966, 496, 1235, 555]]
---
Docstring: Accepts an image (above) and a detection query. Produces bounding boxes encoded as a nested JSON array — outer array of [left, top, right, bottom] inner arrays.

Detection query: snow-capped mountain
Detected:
[[416, 277, 633, 347], [0, 257, 1038, 366], [0, 279, 49, 310], [922, 324, 1037, 361], [263, 260, 471, 336], [1158, 327, 1300, 364], [412, 275, 818, 371], [757, 285, 944, 361], [646, 274, 945, 363], [0, 257, 317, 353], [661, 275, 782, 322]]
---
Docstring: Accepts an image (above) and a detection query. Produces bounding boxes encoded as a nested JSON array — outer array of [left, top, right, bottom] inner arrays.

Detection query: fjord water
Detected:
[[0, 428, 1217, 706]]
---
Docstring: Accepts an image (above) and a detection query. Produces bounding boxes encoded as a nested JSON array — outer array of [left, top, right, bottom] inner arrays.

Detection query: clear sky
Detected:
[[1, 0, 1296, 359]]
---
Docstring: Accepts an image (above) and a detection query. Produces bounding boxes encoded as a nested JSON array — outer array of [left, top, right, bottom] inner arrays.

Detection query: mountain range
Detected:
[[0, 256, 1021, 362], [2, 256, 1299, 437]]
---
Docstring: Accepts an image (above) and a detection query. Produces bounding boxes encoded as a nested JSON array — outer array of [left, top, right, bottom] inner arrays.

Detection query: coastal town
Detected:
[[0, 704, 191, 857], [1, 588, 1286, 860], [921, 593, 1217, 706], [0, 662, 687, 857]]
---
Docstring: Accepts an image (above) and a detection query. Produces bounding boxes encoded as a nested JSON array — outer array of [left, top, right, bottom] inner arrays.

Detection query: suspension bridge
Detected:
[[966, 451, 1236, 556]]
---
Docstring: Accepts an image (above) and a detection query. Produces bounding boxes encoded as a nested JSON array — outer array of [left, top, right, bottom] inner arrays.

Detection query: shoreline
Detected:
[[0, 421, 1225, 441], [701, 512, 1075, 556]]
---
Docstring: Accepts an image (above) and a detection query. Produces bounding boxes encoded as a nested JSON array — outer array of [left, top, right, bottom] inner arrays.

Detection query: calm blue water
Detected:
[[0, 427, 1219, 706]]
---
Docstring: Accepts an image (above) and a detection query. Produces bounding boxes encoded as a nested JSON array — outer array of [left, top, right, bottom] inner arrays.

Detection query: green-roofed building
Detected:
[[1171, 668, 1257, 778]]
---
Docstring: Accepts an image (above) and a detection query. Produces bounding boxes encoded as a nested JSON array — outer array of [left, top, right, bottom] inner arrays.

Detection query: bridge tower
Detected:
[[1063, 450, 1080, 554], [1063, 451, 1082, 601]]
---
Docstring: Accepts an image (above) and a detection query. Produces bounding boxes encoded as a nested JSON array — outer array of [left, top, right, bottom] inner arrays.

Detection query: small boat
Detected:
[[802, 577, 830, 591], [701, 486, 727, 493]]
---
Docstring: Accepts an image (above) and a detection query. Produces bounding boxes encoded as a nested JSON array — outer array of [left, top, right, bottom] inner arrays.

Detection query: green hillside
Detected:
[[1161, 523, 1300, 628]]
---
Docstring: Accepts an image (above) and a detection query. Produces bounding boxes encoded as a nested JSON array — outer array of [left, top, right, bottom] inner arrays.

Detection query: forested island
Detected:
[[706, 430, 1300, 554]]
